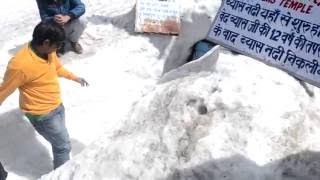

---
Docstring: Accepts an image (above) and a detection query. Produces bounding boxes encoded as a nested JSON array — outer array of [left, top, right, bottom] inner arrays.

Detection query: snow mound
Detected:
[[3, 0, 320, 179], [42, 50, 320, 179]]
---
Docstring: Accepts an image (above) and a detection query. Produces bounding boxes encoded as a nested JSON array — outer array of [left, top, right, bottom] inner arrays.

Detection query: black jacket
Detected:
[[0, 162, 7, 180]]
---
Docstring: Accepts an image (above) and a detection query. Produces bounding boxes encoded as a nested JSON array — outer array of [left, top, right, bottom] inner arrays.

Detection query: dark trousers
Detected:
[[0, 162, 7, 180]]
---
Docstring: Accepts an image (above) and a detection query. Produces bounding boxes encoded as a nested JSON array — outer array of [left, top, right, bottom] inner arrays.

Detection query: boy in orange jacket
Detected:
[[0, 21, 88, 169]]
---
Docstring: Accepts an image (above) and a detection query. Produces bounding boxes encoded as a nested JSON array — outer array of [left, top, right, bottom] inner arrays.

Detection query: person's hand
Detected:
[[54, 14, 71, 25], [75, 77, 89, 87]]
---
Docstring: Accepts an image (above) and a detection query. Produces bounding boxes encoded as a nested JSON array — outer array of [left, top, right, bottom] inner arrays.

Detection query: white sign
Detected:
[[135, 0, 181, 35], [207, 0, 320, 87]]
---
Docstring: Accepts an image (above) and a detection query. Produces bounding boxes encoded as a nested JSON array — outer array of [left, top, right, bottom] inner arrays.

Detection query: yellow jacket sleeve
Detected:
[[0, 68, 26, 104], [54, 57, 78, 81]]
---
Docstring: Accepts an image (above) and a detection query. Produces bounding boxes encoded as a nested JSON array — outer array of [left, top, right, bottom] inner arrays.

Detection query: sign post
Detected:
[[135, 0, 181, 35], [207, 0, 320, 87]]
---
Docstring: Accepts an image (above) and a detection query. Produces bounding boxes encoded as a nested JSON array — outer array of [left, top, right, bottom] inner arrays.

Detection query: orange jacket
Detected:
[[0, 44, 78, 115]]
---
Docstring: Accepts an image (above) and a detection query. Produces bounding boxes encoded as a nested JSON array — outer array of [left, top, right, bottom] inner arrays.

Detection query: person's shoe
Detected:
[[70, 41, 83, 54]]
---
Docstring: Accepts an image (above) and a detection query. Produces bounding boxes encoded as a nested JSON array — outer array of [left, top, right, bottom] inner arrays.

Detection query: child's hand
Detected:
[[75, 77, 89, 87]]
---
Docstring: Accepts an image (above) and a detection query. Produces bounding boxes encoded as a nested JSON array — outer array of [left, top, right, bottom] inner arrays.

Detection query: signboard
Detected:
[[207, 0, 320, 87], [135, 0, 181, 35]]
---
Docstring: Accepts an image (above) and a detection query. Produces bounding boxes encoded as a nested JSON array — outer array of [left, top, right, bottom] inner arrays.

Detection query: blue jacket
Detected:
[[36, 0, 85, 22]]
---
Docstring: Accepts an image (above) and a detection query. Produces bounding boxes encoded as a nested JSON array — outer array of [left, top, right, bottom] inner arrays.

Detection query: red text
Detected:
[[279, 0, 313, 14]]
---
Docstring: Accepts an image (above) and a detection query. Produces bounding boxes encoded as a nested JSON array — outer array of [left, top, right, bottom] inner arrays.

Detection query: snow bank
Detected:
[[41, 50, 320, 179], [3, 0, 320, 179]]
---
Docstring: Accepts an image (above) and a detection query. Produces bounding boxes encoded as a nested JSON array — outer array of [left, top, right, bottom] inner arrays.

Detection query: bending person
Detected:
[[0, 21, 89, 169]]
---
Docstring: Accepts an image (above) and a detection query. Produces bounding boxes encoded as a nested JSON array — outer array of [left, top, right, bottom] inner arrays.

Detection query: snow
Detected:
[[1, 0, 320, 180]]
